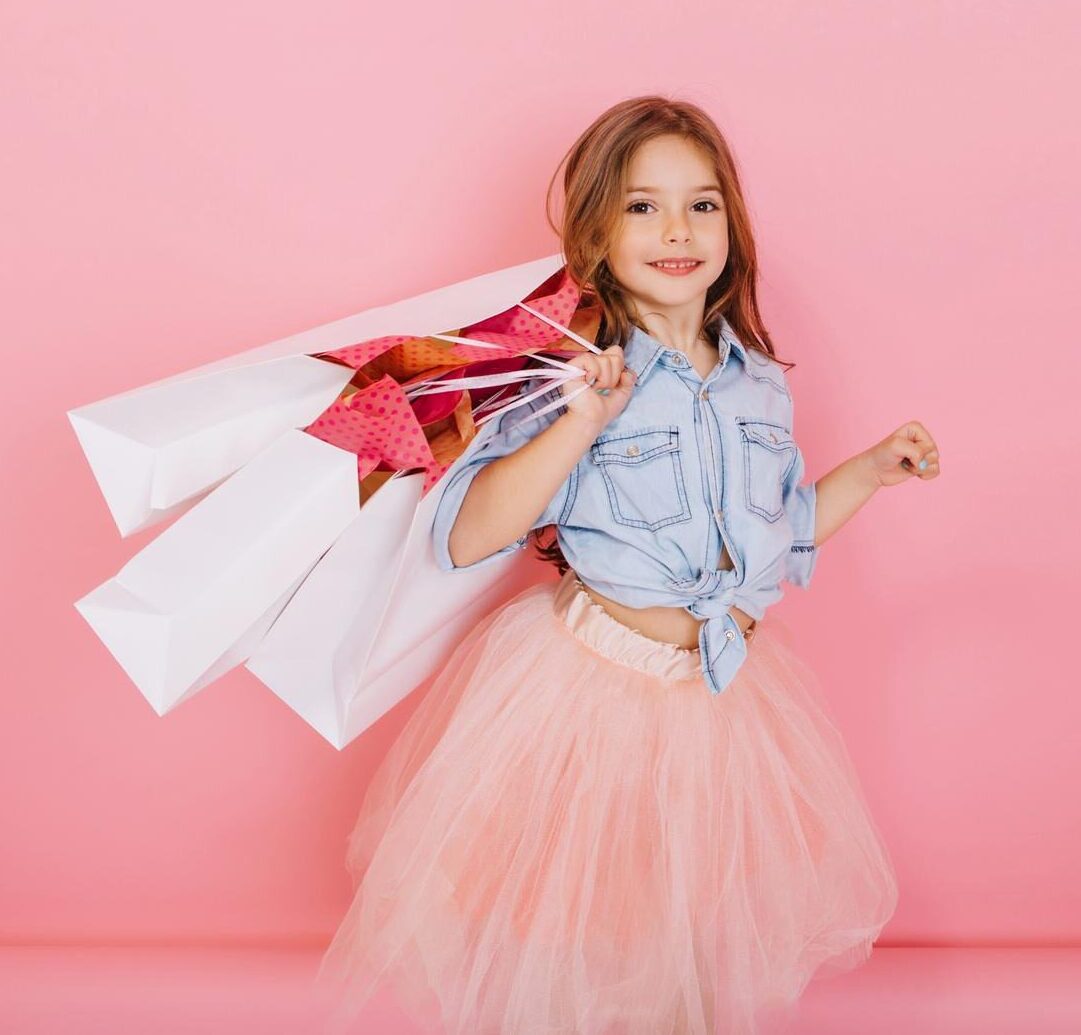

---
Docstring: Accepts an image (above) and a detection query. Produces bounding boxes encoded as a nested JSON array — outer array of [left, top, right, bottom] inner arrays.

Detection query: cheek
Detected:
[[606, 241, 636, 280], [701, 228, 728, 269], [716, 219, 731, 255], [609, 226, 649, 270]]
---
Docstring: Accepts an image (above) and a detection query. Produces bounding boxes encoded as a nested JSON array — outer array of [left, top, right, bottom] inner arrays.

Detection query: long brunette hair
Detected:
[[528, 95, 794, 574]]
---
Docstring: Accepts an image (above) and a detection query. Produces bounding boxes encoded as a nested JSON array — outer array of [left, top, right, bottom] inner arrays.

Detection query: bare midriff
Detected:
[[572, 542, 757, 652]]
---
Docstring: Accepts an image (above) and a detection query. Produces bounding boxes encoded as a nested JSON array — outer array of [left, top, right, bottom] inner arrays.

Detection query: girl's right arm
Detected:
[[433, 346, 635, 571], [446, 407, 602, 568]]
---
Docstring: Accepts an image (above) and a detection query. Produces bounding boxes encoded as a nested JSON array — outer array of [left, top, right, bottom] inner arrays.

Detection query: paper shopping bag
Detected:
[[246, 464, 534, 749], [67, 253, 568, 537], [73, 252, 600, 739], [242, 295, 608, 747], [74, 429, 361, 715]]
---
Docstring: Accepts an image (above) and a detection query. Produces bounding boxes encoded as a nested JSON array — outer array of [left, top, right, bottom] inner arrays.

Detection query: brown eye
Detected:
[[626, 200, 721, 214]]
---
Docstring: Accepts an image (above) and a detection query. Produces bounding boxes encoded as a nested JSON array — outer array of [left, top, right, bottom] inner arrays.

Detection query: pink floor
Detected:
[[1, 946, 1079, 1034]]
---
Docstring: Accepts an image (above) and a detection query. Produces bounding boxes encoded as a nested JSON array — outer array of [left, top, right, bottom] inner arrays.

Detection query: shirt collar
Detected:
[[620, 315, 749, 385]]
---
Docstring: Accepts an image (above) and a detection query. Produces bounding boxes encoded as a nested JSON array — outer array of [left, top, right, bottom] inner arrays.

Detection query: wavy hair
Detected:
[[527, 95, 793, 574]]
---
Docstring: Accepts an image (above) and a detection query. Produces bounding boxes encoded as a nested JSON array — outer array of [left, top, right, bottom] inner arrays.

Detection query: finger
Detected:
[[894, 436, 923, 474], [589, 355, 621, 394], [901, 421, 935, 450], [596, 354, 623, 389], [595, 363, 632, 400], [915, 439, 941, 473], [574, 355, 601, 386], [903, 455, 942, 478]]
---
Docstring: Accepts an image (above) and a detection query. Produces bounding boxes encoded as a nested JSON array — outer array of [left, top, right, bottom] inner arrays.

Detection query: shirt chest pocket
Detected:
[[589, 425, 692, 531], [737, 418, 798, 522]]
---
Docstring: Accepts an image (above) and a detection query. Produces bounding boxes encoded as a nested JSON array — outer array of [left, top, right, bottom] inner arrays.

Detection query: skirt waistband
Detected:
[[551, 570, 703, 682]]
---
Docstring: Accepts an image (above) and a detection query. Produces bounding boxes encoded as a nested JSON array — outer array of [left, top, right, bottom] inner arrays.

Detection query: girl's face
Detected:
[[607, 134, 729, 331]]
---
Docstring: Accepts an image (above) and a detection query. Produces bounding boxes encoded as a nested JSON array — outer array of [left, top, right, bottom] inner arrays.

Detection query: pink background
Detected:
[[3, 0, 1079, 959]]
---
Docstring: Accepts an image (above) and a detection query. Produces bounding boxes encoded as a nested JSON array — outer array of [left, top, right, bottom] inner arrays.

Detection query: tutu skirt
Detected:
[[316, 569, 899, 1035]]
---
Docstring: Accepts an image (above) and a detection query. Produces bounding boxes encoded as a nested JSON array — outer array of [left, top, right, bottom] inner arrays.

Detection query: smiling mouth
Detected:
[[648, 260, 704, 274]]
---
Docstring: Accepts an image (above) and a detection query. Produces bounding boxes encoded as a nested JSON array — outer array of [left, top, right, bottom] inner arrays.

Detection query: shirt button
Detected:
[[626, 444, 640, 456], [725, 629, 735, 641], [713, 508, 723, 522], [699, 388, 708, 400]]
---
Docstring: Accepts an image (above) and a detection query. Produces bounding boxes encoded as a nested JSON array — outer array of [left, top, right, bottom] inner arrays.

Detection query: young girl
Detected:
[[316, 96, 939, 1035]]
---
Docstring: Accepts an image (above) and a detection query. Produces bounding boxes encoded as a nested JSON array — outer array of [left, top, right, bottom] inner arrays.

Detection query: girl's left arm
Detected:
[[812, 420, 941, 547]]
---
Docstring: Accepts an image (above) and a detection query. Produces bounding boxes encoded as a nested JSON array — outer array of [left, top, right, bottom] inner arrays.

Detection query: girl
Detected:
[[316, 96, 938, 1035]]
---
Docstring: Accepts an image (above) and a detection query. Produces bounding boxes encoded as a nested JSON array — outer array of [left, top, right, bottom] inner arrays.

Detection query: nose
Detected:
[[665, 215, 692, 242]]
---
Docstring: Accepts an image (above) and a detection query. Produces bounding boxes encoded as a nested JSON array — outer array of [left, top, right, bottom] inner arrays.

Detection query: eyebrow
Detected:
[[626, 185, 723, 194]]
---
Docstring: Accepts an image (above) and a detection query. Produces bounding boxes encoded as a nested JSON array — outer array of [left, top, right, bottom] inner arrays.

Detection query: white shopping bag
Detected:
[[74, 429, 361, 715], [246, 466, 534, 750], [67, 253, 566, 537], [73, 252, 600, 743]]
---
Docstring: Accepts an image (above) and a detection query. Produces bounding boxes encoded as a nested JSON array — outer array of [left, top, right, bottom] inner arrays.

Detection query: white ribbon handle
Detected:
[[406, 301, 605, 429]]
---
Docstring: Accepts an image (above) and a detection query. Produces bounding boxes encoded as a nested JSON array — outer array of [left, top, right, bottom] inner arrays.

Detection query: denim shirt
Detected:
[[430, 316, 818, 696]]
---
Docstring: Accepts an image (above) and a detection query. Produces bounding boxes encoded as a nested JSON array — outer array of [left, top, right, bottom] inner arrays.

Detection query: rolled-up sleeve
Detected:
[[431, 374, 576, 572], [781, 441, 818, 588]]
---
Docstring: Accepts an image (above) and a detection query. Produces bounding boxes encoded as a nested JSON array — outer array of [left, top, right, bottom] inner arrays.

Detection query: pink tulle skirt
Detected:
[[315, 569, 899, 1035]]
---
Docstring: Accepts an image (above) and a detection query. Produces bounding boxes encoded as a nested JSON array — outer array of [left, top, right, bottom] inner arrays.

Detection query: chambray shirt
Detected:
[[429, 316, 818, 696]]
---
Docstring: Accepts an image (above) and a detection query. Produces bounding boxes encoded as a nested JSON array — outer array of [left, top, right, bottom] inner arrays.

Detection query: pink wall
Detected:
[[3, 1, 1079, 949]]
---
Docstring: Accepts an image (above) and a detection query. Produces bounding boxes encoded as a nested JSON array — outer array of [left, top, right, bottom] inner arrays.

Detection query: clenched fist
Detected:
[[557, 345, 637, 432], [864, 421, 941, 488]]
